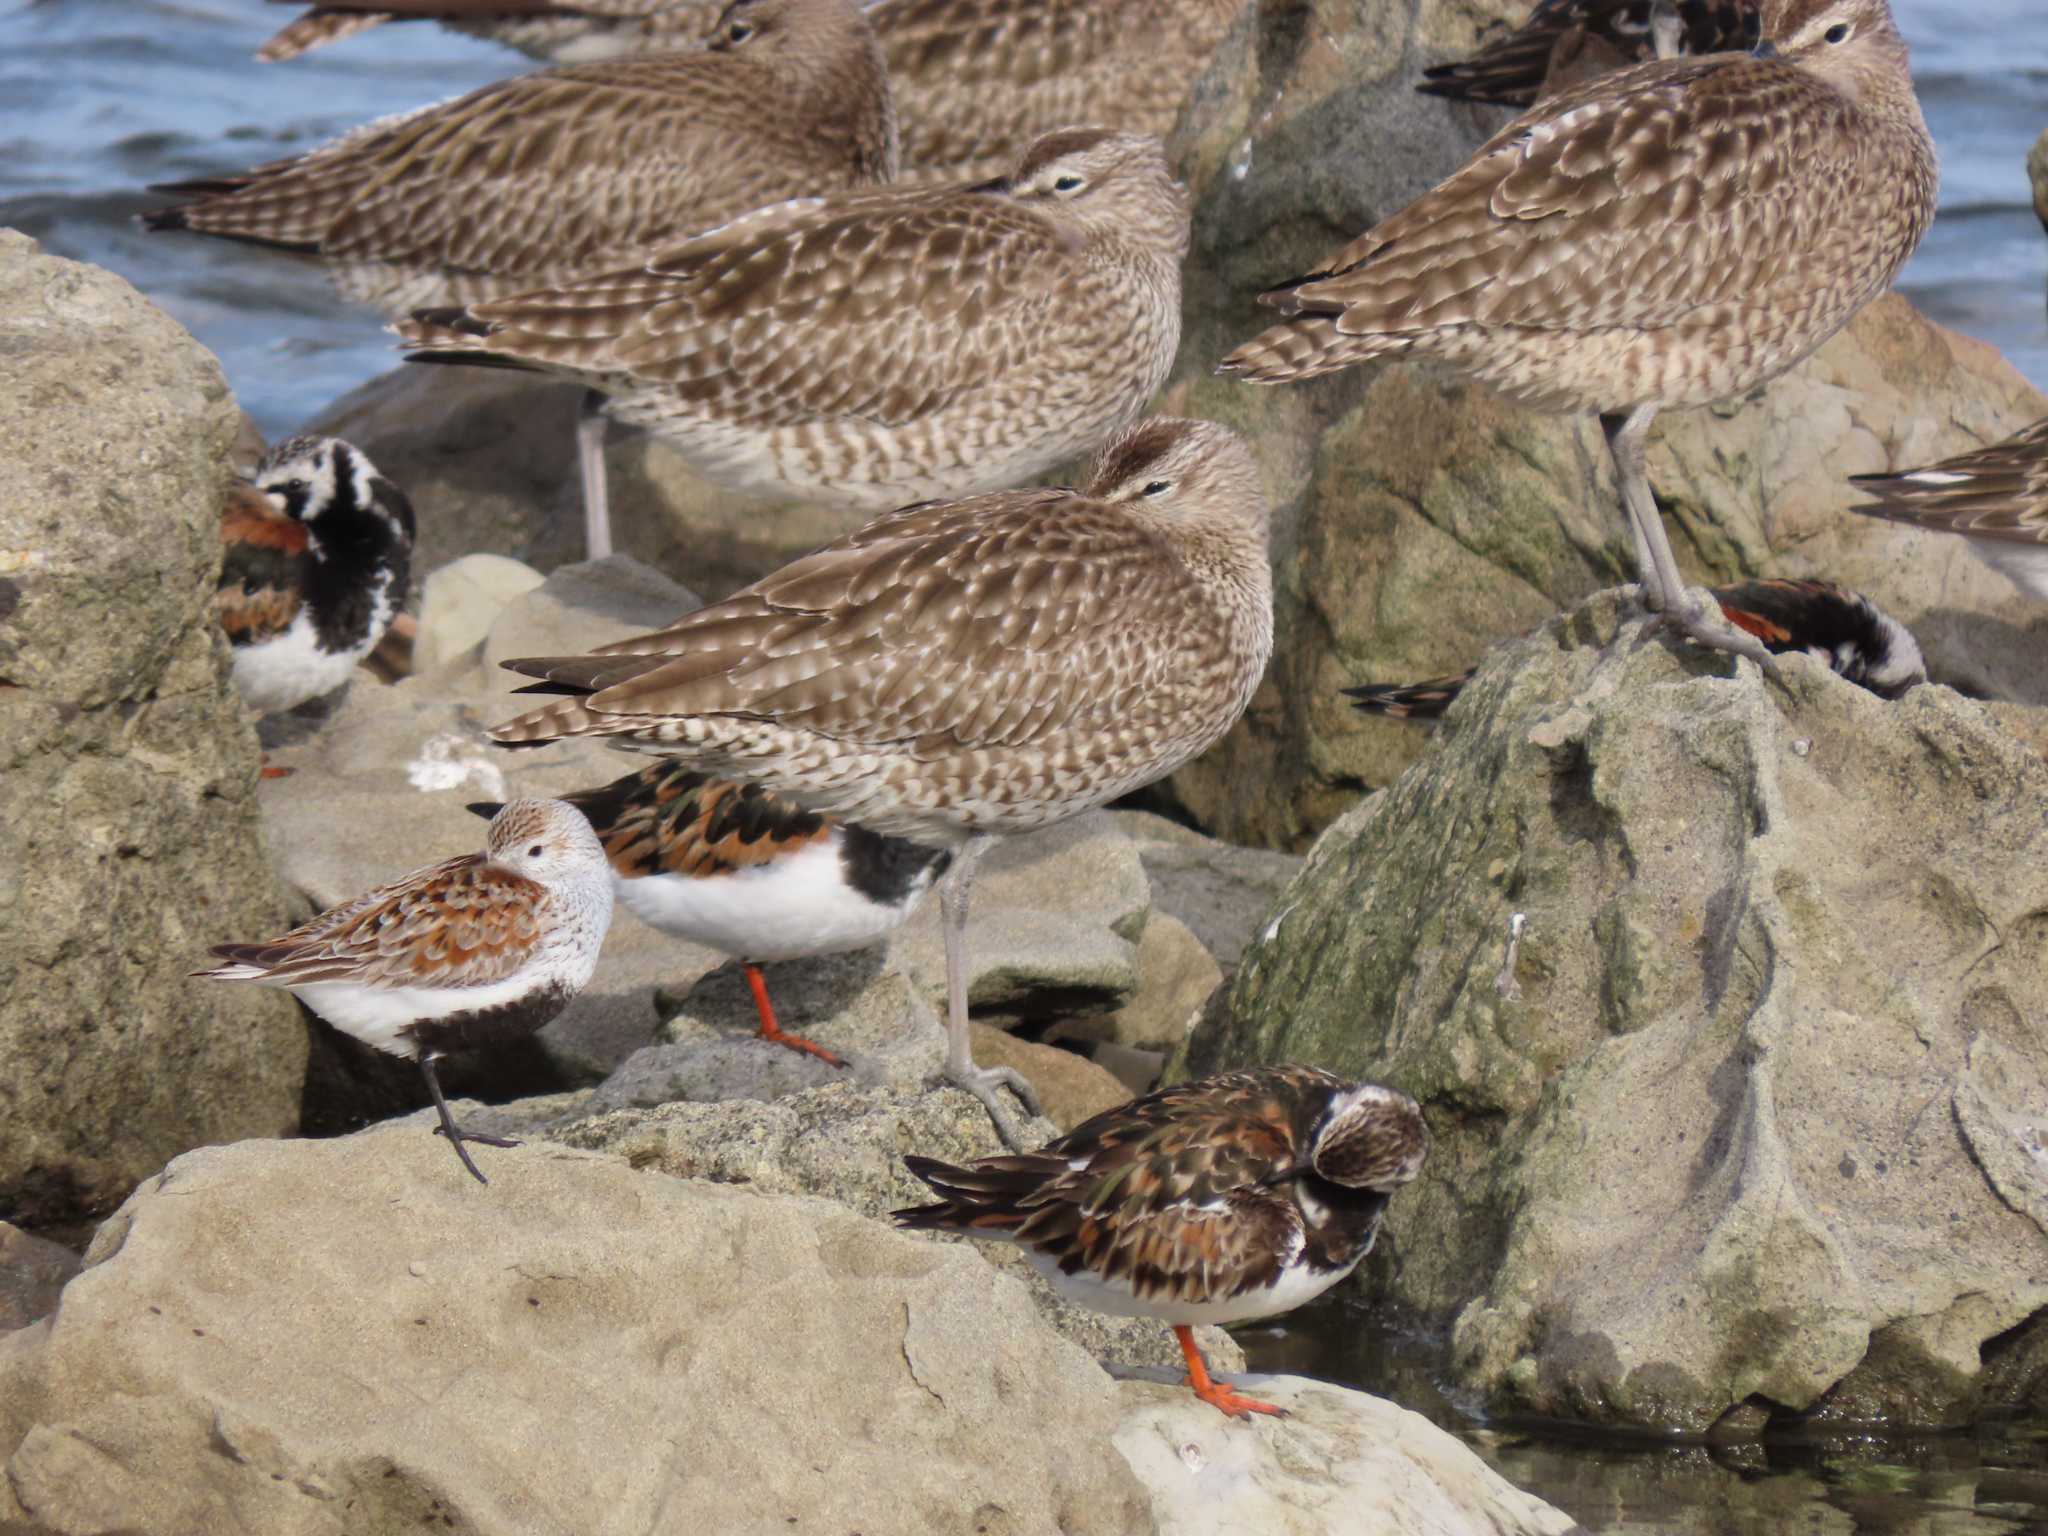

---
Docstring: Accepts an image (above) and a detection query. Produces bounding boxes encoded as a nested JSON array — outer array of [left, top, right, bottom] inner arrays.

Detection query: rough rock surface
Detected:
[[0, 1225, 79, 1335], [0, 232, 303, 1224], [547, 1082, 1240, 1377], [1191, 592, 2048, 1432], [0, 1133, 1154, 1536], [1110, 811, 1302, 978], [1114, 1375, 1575, 1536], [1153, 0, 2048, 848]]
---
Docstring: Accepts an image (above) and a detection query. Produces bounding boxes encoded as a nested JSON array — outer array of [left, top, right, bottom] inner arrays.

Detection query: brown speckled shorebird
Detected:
[[482, 416, 1273, 1145], [1222, 0, 1937, 670], [1851, 417, 2048, 603], [394, 127, 1189, 534], [149, 0, 896, 560], [257, 0, 1248, 186], [1419, 0, 1761, 107]]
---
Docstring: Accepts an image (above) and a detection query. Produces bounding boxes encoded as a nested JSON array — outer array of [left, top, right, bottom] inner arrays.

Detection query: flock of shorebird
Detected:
[[136, 0, 2047, 1417]]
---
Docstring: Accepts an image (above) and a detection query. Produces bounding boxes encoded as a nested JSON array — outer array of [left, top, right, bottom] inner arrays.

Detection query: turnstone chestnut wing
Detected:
[[219, 435, 416, 722], [1344, 578, 1926, 719], [1850, 417, 2048, 604], [482, 416, 1272, 1147], [196, 800, 614, 1183], [894, 1065, 1429, 1418], [257, 0, 720, 64], [393, 126, 1189, 547], [1223, 0, 1937, 672], [1418, 0, 1761, 107], [468, 763, 949, 1066]]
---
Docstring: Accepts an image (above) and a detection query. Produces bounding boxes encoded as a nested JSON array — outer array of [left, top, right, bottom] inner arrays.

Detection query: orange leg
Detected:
[[1175, 1325, 1286, 1419], [744, 963, 845, 1068], [258, 752, 293, 780]]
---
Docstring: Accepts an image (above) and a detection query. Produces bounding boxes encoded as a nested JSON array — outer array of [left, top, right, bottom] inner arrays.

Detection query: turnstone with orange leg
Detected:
[[466, 762, 949, 1067], [1345, 578, 1927, 718], [892, 1065, 1429, 1419], [1418, 0, 1760, 107], [218, 435, 415, 746], [1851, 418, 2048, 603], [481, 416, 1272, 1148], [393, 127, 1189, 531], [1222, 0, 1937, 673], [196, 800, 613, 1183]]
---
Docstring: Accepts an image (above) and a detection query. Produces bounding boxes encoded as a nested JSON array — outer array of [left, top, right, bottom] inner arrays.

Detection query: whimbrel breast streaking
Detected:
[[1419, 0, 1761, 106], [893, 1066, 1429, 1418], [481, 416, 1273, 1145], [1223, 0, 1938, 669], [1851, 417, 2048, 603], [467, 764, 951, 1067], [196, 801, 615, 1184], [395, 127, 1190, 536]]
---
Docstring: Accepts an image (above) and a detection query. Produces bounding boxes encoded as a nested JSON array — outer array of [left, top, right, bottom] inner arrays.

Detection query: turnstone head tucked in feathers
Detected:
[[894, 1065, 1428, 1419], [1850, 417, 2048, 605], [467, 762, 949, 1066], [1417, 0, 1761, 108], [219, 434, 415, 720], [196, 800, 613, 1183], [479, 416, 1271, 1148], [1344, 578, 1927, 720]]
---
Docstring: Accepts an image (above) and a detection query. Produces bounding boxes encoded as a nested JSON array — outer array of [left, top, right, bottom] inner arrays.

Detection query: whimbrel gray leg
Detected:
[[1648, 0, 1685, 59], [1602, 407, 1778, 673], [576, 389, 614, 561], [419, 1055, 519, 1186], [938, 836, 1042, 1149]]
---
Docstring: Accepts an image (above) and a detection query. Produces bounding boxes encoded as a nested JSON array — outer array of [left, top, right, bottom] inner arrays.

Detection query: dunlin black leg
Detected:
[[418, 1054, 519, 1186]]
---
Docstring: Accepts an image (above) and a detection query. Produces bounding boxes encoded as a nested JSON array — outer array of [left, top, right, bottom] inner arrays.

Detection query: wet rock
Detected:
[[0, 232, 303, 1225], [0, 1226, 80, 1335], [1193, 590, 2048, 1431]]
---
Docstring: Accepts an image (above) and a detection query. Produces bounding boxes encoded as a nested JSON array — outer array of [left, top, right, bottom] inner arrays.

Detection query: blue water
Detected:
[[1, 0, 2043, 440]]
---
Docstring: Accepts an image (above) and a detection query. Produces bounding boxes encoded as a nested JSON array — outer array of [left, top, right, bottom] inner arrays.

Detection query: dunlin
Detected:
[[196, 800, 614, 1183], [395, 127, 1190, 540], [1851, 417, 2048, 602], [1344, 578, 1927, 717], [894, 1065, 1429, 1418], [219, 435, 416, 720], [467, 763, 949, 1066], [481, 416, 1272, 1144], [1222, 0, 1937, 670], [1420, 0, 1760, 106]]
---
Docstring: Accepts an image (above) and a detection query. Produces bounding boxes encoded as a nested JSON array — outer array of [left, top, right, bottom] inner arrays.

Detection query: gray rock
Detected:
[[0, 232, 303, 1224], [0, 1132, 1154, 1535], [2030, 126, 2048, 233], [1109, 811, 1302, 976], [1198, 590, 2048, 1432], [0, 1225, 80, 1335], [1113, 1375, 1575, 1536], [1057, 911, 1222, 1054], [412, 552, 545, 672]]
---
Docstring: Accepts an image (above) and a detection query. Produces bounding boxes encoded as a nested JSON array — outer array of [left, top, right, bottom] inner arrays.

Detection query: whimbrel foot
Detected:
[[1647, 590, 1783, 682], [757, 1020, 846, 1069], [947, 1060, 1042, 1151], [1176, 1324, 1287, 1420]]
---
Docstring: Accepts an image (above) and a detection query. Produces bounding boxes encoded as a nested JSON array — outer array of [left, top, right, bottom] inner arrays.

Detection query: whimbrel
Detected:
[[197, 801, 615, 1184], [1223, 0, 1937, 670], [481, 416, 1272, 1145], [894, 1065, 1428, 1418], [1851, 417, 2048, 603]]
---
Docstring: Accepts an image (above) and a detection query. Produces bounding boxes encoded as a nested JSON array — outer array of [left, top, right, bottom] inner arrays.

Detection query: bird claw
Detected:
[[758, 1024, 846, 1069], [1190, 1379, 1289, 1420], [948, 1062, 1042, 1150], [1642, 589, 1785, 683]]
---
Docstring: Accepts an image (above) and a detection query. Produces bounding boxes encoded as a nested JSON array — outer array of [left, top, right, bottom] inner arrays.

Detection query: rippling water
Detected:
[[2, 0, 2043, 439]]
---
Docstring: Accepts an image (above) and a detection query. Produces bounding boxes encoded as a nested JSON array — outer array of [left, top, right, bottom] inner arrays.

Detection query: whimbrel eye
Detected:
[[1141, 480, 1170, 497], [1824, 22, 1848, 42], [1053, 175, 1084, 193], [726, 19, 754, 42]]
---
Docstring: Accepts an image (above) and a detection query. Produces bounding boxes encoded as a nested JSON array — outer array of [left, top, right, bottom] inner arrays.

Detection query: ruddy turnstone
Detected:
[[1221, 0, 1936, 671], [196, 800, 614, 1183], [1344, 578, 1927, 718], [893, 1065, 1429, 1418], [219, 434, 416, 725], [393, 127, 1189, 534], [1419, 0, 1761, 106], [466, 762, 949, 1066], [1851, 417, 2048, 603], [482, 416, 1272, 1147]]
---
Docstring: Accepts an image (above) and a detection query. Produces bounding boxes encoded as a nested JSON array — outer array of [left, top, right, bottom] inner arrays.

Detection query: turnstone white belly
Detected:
[[894, 1064, 1429, 1418], [469, 762, 948, 1066], [219, 435, 415, 722], [196, 800, 614, 1183], [1851, 417, 2048, 604]]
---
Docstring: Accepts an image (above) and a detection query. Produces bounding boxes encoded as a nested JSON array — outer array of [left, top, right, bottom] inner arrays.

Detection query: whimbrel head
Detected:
[[1757, 0, 1913, 93], [992, 128, 1191, 259]]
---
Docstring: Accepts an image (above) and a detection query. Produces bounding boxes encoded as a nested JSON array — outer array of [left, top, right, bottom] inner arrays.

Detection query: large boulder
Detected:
[[1187, 594, 2048, 1433], [0, 232, 303, 1225]]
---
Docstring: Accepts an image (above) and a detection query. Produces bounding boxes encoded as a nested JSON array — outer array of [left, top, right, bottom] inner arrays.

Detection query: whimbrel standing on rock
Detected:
[[1851, 418, 2048, 603], [1223, 0, 1937, 670], [149, 0, 897, 560], [1419, 0, 1761, 107], [396, 128, 1189, 547], [483, 417, 1274, 1146], [197, 801, 614, 1184]]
